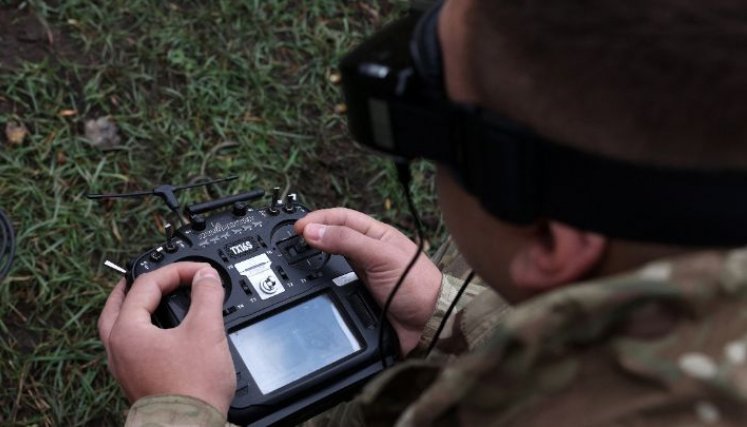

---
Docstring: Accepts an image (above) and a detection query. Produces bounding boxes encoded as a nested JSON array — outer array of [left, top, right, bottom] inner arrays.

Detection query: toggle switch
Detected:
[[284, 193, 296, 213], [164, 223, 178, 253], [268, 187, 281, 215]]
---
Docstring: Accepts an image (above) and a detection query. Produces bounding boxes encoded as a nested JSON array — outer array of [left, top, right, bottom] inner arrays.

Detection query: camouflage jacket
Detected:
[[127, 243, 747, 426]]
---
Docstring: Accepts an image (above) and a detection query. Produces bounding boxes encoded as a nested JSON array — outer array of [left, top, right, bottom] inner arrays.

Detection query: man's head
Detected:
[[435, 0, 747, 301], [449, 0, 747, 169]]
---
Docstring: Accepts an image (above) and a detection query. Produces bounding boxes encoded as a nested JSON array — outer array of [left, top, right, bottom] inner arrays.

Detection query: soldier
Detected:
[[99, 0, 747, 425]]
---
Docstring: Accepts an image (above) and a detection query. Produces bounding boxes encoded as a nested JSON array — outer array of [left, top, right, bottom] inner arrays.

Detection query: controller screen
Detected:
[[229, 294, 362, 394]]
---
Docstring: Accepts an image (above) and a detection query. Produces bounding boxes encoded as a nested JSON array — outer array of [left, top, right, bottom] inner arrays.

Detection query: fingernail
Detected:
[[195, 266, 219, 281], [305, 223, 326, 242]]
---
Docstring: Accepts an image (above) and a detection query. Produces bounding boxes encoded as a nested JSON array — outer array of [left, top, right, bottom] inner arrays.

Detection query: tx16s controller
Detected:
[[97, 184, 398, 426]]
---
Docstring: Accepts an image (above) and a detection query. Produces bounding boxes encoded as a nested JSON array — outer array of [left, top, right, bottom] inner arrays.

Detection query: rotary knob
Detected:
[[191, 215, 206, 231], [233, 201, 248, 216]]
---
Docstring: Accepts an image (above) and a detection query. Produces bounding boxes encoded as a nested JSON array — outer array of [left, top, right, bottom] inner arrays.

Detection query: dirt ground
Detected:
[[0, 8, 50, 68]]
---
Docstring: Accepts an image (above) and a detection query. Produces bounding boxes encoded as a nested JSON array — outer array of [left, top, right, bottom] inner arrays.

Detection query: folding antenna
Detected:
[[87, 176, 238, 225]]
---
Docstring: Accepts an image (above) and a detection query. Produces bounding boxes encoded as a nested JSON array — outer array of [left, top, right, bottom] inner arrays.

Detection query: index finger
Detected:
[[118, 262, 209, 324], [98, 279, 127, 347]]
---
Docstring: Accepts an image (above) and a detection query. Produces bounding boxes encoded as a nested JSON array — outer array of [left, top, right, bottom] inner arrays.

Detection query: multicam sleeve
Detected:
[[407, 237, 496, 357], [124, 395, 231, 427], [409, 272, 501, 358], [410, 236, 512, 358], [410, 273, 465, 356]]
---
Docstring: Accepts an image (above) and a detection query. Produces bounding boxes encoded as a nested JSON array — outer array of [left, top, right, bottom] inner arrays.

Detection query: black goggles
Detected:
[[339, 3, 747, 247]]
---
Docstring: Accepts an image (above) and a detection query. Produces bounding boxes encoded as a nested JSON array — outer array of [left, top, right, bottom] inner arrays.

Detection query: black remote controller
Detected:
[[124, 190, 398, 426]]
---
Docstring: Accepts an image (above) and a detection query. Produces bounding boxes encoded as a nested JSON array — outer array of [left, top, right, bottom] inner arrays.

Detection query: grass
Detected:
[[0, 1, 443, 425]]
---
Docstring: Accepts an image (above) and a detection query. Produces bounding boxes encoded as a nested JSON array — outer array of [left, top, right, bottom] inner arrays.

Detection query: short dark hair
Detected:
[[465, 0, 747, 169]]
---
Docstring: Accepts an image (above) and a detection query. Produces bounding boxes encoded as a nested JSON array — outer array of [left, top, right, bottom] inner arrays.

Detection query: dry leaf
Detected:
[[359, 3, 380, 23], [334, 103, 347, 114], [328, 72, 342, 84], [242, 111, 263, 123], [56, 150, 67, 165], [5, 121, 29, 145]]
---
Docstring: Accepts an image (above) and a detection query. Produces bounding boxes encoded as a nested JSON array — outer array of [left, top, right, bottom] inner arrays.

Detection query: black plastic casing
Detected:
[[338, 14, 445, 161], [126, 203, 398, 426], [338, 8, 457, 164]]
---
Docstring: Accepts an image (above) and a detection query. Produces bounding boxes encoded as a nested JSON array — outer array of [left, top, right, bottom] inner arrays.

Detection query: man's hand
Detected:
[[295, 208, 442, 355], [98, 263, 236, 416]]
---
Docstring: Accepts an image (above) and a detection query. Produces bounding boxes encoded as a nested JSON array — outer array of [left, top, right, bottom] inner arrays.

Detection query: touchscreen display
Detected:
[[229, 294, 362, 394]]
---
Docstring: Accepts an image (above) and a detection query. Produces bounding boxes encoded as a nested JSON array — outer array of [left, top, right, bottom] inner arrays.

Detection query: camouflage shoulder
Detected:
[[394, 248, 747, 426]]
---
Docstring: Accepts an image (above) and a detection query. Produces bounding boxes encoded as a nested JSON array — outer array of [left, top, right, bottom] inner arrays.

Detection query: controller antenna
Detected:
[[87, 176, 238, 225]]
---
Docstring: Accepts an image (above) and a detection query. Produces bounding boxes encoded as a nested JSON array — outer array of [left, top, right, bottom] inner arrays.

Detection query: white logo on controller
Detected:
[[234, 254, 285, 300], [229, 240, 254, 255]]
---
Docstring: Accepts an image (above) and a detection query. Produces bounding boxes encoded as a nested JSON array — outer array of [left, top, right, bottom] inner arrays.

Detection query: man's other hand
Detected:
[[295, 208, 443, 355], [98, 263, 236, 416]]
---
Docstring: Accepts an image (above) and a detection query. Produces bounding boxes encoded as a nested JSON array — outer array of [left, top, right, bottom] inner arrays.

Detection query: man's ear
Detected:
[[509, 222, 607, 291]]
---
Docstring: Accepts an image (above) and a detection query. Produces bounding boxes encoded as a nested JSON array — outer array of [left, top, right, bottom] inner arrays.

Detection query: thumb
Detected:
[[303, 223, 388, 270], [183, 266, 225, 329]]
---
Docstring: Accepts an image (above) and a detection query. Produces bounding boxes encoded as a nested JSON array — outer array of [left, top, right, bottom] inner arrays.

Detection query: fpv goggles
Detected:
[[339, 3, 747, 247]]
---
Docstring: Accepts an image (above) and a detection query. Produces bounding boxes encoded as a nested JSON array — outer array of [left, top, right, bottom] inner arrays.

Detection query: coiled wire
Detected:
[[0, 208, 16, 284]]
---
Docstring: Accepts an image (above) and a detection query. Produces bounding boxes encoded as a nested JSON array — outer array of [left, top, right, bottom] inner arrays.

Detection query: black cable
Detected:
[[0, 213, 6, 278], [378, 161, 425, 367], [0, 208, 16, 284], [425, 270, 474, 357]]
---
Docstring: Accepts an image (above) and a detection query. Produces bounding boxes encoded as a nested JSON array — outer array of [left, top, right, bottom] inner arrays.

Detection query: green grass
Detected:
[[0, 1, 442, 425]]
